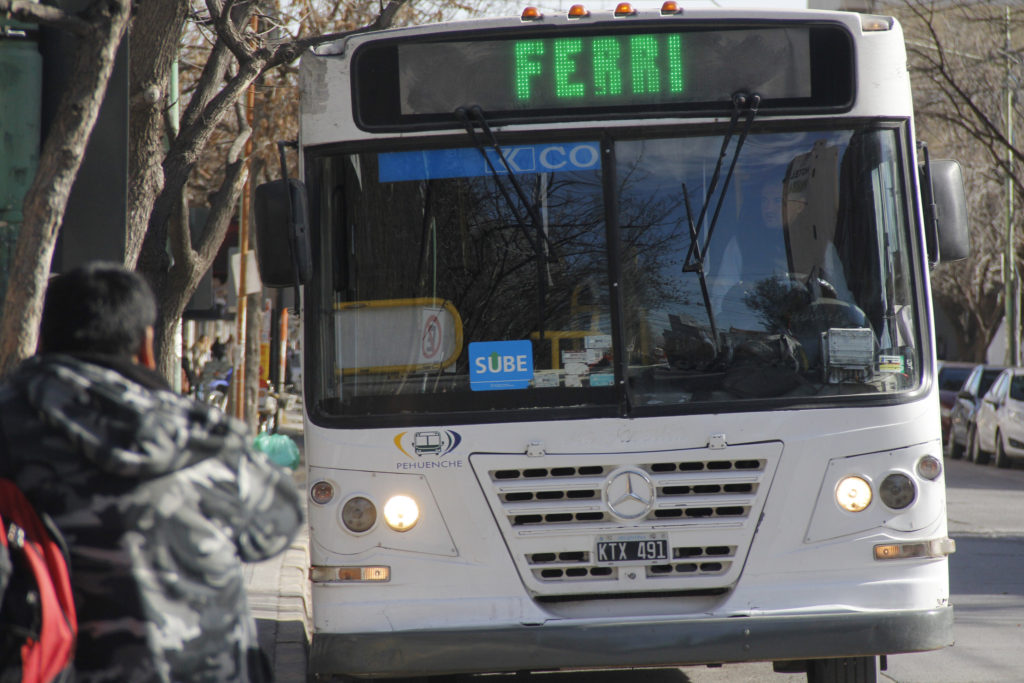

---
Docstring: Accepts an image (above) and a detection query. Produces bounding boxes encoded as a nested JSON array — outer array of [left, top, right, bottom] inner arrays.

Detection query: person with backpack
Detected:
[[0, 262, 303, 682]]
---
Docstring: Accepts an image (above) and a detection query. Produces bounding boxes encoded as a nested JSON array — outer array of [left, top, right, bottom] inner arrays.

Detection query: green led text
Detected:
[[514, 33, 686, 102]]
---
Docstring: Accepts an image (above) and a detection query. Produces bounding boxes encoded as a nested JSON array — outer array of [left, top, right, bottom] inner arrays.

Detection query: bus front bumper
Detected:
[[309, 605, 953, 677]]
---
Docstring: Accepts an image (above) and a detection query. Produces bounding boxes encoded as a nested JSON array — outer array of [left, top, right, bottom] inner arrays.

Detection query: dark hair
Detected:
[[40, 262, 158, 358]]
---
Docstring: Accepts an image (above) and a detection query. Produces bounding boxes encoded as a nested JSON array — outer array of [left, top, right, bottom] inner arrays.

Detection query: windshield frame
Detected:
[[302, 117, 931, 429]]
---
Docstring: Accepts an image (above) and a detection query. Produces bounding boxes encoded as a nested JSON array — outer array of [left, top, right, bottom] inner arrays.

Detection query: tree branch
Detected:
[[0, 0, 90, 34], [206, 0, 257, 62], [267, 0, 411, 67]]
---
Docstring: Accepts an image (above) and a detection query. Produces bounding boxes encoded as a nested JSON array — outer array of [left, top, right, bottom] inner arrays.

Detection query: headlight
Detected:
[[879, 473, 916, 510], [916, 455, 942, 481], [310, 481, 335, 505], [341, 496, 377, 533], [383, 495, 420, 531], [835, 476, 872, 512]]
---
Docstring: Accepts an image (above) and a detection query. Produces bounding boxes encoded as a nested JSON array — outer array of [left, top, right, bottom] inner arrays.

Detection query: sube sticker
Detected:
[[469, 340, 534, 391]]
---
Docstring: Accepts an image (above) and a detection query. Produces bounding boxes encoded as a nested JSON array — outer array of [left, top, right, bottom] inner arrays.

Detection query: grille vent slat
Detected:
[[491, 457, 764, 529]]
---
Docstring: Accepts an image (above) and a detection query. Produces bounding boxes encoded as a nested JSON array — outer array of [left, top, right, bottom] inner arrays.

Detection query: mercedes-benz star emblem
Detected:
[[604, 467, 656, 520]]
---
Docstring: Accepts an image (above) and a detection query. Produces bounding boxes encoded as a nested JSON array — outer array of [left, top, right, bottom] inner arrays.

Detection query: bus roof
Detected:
[[312, 7, 889, 57]]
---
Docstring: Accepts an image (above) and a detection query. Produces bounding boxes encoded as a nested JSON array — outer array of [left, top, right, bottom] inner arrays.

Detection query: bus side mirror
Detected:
[[921, 159, 970, 264], [254, 179, 312, 288]]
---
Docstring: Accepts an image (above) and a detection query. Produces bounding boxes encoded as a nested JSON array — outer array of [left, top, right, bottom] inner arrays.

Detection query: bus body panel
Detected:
[[305, 400, 950, 670], [309, 607, 952, 676]]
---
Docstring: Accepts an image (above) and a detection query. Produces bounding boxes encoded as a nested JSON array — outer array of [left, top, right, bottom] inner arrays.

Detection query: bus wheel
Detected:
[[806, 656, 878, 682], [995, 432, 1012, 469]]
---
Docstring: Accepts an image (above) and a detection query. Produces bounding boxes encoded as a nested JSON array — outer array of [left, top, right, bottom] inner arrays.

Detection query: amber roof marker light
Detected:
[[521, 6, 542, 21], [614, 3, 637, 17]]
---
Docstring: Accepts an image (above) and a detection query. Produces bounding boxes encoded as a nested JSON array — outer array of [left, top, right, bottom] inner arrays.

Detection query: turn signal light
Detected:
[[614, 3, 636, 17], [873, 538, 955, 560], [310, 565, 391, 582]]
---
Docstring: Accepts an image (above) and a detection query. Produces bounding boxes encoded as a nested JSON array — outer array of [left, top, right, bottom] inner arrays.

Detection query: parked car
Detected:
[[937, 360, 977, 448], [971, 367, 1024, 468], [948, 364, 1005, 459]]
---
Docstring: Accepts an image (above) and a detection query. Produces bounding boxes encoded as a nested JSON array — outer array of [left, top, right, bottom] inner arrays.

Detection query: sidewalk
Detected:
[[245, 400, 311, 682]]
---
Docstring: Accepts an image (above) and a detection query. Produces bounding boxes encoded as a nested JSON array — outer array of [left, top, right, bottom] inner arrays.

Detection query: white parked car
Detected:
[[972, 367, 1024, 468]]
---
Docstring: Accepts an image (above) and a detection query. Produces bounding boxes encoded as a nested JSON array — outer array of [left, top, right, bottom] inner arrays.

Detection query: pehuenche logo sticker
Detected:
[[394, 430, 462, 459]]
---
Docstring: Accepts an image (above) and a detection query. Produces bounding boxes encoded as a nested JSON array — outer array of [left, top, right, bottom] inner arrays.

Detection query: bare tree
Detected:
[[132, 0, 422, 381], [0, 0, 132, 377], [0, 0, 492, 380], [891, 0, 1024, 360]]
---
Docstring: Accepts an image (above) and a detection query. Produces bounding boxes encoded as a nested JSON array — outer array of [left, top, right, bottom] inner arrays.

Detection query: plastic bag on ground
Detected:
[[253, 433, 301, 469]]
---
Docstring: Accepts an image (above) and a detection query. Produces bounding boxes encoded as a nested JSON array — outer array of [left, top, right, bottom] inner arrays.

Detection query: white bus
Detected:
[[254, 4, 970, 681]]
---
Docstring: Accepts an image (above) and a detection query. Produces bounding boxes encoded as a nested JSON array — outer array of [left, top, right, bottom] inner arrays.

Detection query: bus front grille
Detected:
[[470, 442, 781, 597]]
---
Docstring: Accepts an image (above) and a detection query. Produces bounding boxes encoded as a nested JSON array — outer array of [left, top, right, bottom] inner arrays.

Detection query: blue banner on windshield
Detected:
[[379, 142, 601, 183]]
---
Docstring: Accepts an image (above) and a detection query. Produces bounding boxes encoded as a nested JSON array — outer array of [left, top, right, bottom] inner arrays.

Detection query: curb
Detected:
[[248, 420, 310, 682]]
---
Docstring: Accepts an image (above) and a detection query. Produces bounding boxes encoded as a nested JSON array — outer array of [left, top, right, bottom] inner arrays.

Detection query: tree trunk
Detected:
[[124, 0, 188, 270], [0, 0, 131, 377]]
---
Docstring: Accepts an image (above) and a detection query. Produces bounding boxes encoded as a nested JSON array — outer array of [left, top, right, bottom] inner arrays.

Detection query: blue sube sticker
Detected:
[[470, 340, 534, 391]]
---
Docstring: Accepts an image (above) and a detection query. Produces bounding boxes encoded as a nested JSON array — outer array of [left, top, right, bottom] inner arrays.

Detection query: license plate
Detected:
[[595, 533, 669, 564]]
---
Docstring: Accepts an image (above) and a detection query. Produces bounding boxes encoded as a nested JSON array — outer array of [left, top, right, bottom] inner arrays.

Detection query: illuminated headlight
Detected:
[[383, 495, 420, 531], [879, 473, 916, 510], [341, 496, 377, 533], [835, 476, 872, 512]]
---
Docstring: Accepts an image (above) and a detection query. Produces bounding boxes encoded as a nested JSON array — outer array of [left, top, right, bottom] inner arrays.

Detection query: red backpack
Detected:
[[0, 478, 77, 683]]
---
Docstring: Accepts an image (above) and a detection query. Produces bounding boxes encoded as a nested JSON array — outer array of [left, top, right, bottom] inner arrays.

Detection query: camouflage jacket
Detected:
[[0, 353, 303, 682]]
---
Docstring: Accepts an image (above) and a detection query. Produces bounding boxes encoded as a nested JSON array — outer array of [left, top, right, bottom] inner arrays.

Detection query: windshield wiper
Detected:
[[455, 105, 555, 339], [682, 92, 761, 272], [680, 183, 720, 346], [679, 92, 760, 354]]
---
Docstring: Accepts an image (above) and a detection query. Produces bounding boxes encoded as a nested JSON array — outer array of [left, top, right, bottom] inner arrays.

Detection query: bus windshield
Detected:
[[309, 125, 919, 421]]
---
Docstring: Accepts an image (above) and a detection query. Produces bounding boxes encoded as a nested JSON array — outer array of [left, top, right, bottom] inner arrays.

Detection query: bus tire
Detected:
[[806, 655, 878, 683]]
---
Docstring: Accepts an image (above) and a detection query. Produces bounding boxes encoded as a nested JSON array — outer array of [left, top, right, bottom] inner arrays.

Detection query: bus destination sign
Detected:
[[352, 23, 853, 129]]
